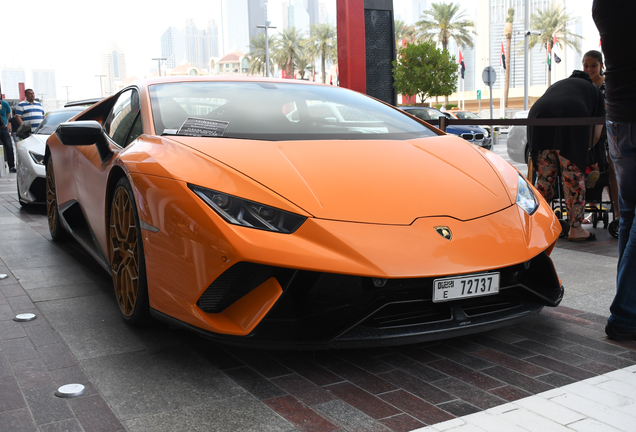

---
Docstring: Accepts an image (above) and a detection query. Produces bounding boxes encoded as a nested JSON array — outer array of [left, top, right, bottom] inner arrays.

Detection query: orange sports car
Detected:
[[46, 77, 563, 349]]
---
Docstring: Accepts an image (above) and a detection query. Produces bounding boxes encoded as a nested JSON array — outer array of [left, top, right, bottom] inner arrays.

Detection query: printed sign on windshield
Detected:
[[177, 117, 229, 137]]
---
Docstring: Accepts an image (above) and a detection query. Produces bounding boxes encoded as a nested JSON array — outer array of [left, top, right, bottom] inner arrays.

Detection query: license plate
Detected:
[[433, 273, 500, 303]]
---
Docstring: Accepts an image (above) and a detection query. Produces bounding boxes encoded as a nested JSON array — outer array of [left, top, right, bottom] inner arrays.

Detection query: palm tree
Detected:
[[394, 19, 416, 51], [416, 2, 476, 103], [295, 56, 312, 80], [307, 23, 337, 84], [503, 8, 514, 109], [528, 5, 582, 86], [416, 2, 476, 51], [272, 27, 305, 78], [247, 33, 276, 76]]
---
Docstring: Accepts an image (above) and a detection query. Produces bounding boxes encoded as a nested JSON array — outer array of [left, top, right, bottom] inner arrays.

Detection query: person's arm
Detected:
[[15, 105, 23, 126]]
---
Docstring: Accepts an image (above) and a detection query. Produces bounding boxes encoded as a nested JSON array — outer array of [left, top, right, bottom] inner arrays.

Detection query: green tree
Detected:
[[247, 33, 276, 76], [528, 5, 582, 86], [272, 27, 306, 78], [393, 41, 458, 105], [307, 23, 337, 84], [295, 56, 313, 79], [416, 2, 475, 103], [394, 19, 416, 51], [503, 8, 514, 109], [416, 2, 476, 51]]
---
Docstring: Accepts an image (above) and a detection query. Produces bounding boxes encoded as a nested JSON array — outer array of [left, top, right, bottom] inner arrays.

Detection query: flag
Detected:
[[552, 33, 562, 64], [501, 41, 506, 70], [458, 48, 465, 79], [547, 42, 551, 71]]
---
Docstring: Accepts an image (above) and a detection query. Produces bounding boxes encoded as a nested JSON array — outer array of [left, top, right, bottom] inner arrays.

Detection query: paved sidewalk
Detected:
[[414, 365, 636, 431], [1, 169, 635, 432]]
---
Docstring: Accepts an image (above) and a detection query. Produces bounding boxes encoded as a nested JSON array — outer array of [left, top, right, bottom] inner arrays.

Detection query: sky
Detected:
[[2, 0, 596, 101]]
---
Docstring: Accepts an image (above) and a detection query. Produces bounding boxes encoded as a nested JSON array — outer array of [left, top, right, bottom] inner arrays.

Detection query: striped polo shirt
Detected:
[[16, 100, 45, 131]]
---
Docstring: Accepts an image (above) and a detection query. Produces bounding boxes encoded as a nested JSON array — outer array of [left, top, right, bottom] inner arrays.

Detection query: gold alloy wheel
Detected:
[[109, 186, 140, 317], [46, 160, 57, 235]]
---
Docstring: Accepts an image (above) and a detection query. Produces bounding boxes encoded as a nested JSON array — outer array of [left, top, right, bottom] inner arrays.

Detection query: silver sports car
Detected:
[[16, 106, 86, 205]]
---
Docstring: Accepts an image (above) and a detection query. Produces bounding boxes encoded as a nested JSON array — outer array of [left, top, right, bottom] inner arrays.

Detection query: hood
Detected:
[[173, 135, 513, 225], [17, 133, 49, 153]]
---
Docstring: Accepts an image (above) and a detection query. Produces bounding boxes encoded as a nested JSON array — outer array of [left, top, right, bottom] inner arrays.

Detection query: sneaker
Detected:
[[586, 170, 600, 189], [605, 322, 636, 341], [9, 167, 16, 173]]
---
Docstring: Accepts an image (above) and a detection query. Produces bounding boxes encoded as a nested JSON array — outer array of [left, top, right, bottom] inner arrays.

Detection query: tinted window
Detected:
[[104, 89, 141, 147], [35, 110, 83, 135], [149, 82, 437, 141]]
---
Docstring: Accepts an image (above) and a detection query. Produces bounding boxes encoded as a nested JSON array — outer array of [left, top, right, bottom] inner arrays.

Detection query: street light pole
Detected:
[[62, 86, 71, 103], [523, 29, 541, 111], [256, 22, 276, 77], [152, 58, 167, 77], [95, 75, 106, 98]]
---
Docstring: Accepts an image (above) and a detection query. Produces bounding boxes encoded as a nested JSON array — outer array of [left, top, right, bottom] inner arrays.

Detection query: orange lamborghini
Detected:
[[46, 77, 563, 349]]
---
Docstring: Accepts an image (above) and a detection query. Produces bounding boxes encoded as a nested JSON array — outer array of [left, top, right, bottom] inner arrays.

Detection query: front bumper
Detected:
[[152, 250, 563, 349]]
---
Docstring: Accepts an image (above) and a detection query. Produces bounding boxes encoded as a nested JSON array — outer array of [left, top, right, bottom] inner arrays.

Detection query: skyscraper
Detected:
[[0, 68, 26, 99], [248, 0, 269, 43], [32, 69, 57, 100], [221, 0, 250, 55], [161, 26, 187, 69], [101, 43, 127, 96]]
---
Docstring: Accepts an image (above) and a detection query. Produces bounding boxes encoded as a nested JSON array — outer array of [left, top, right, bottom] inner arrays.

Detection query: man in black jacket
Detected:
[[594, 0, 636, 341]]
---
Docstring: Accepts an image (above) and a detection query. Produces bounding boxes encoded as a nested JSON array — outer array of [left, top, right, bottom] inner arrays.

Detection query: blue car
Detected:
[[400, 106, 492, 150]]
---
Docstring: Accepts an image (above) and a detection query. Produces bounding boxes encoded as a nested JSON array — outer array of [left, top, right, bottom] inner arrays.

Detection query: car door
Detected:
[[73, 88, 143, 257]]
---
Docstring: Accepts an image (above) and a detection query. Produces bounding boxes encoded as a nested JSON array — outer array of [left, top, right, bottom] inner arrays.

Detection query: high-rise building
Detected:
[[221, 0, 250, 55], [161, 26, 187, 69], [305, 0, 320, 26], [248, 0, 269, 43], [101, 43, 127, 96], [1, 68, 26, 99], [32, 69, 57, 101]]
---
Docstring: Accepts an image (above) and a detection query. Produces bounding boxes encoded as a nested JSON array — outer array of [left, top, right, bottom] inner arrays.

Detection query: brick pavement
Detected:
[[1, 170, 635, 432]]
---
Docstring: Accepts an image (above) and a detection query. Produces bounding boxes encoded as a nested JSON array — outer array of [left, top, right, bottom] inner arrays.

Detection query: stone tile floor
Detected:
[[1, 170, 635, 432]]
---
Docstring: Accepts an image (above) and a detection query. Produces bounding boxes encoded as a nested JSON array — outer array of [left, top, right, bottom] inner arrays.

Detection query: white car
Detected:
[[506, 110, 529, 164], [16, 106, 85, 205]]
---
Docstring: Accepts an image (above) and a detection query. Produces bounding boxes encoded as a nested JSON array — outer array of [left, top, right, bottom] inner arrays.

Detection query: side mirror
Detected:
[[56, 121, 113, 163], [16, 123, 32, 140]]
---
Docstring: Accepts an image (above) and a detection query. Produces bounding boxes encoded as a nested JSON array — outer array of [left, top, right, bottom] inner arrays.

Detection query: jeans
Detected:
[[607, 120, 636, 329], [0, 127, 14, 170]]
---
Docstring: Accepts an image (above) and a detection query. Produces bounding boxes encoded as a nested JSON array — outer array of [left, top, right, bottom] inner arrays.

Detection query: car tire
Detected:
[[46, 158, 69, 241], [109, 176, 151, 325]]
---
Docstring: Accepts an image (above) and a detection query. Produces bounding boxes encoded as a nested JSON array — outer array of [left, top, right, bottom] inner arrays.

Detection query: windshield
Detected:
[[454, 112, 480, 120], [149, 81, 437, 141], [35, 110, 83, 135]]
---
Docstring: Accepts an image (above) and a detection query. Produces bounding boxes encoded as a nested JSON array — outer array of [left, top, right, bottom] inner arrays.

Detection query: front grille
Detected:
[[29, 177, 47, 202], [460, 133, 485, 141]]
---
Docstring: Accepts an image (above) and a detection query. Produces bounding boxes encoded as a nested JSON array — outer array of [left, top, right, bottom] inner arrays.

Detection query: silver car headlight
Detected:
[[189, 185, 307, 234], [516, 174, 538, 215], [29, 150, 45, 165]]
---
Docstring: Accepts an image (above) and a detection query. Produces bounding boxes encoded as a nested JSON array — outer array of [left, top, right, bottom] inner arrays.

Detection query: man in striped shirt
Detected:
[[15, 89, 45, 132]]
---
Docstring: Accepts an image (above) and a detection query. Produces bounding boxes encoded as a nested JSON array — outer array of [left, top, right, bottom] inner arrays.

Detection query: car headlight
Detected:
[[189, 185, 307, 234], [29, 150, 45, 165], [483, 129, 489, 138], [516, 174, 538, 215]]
